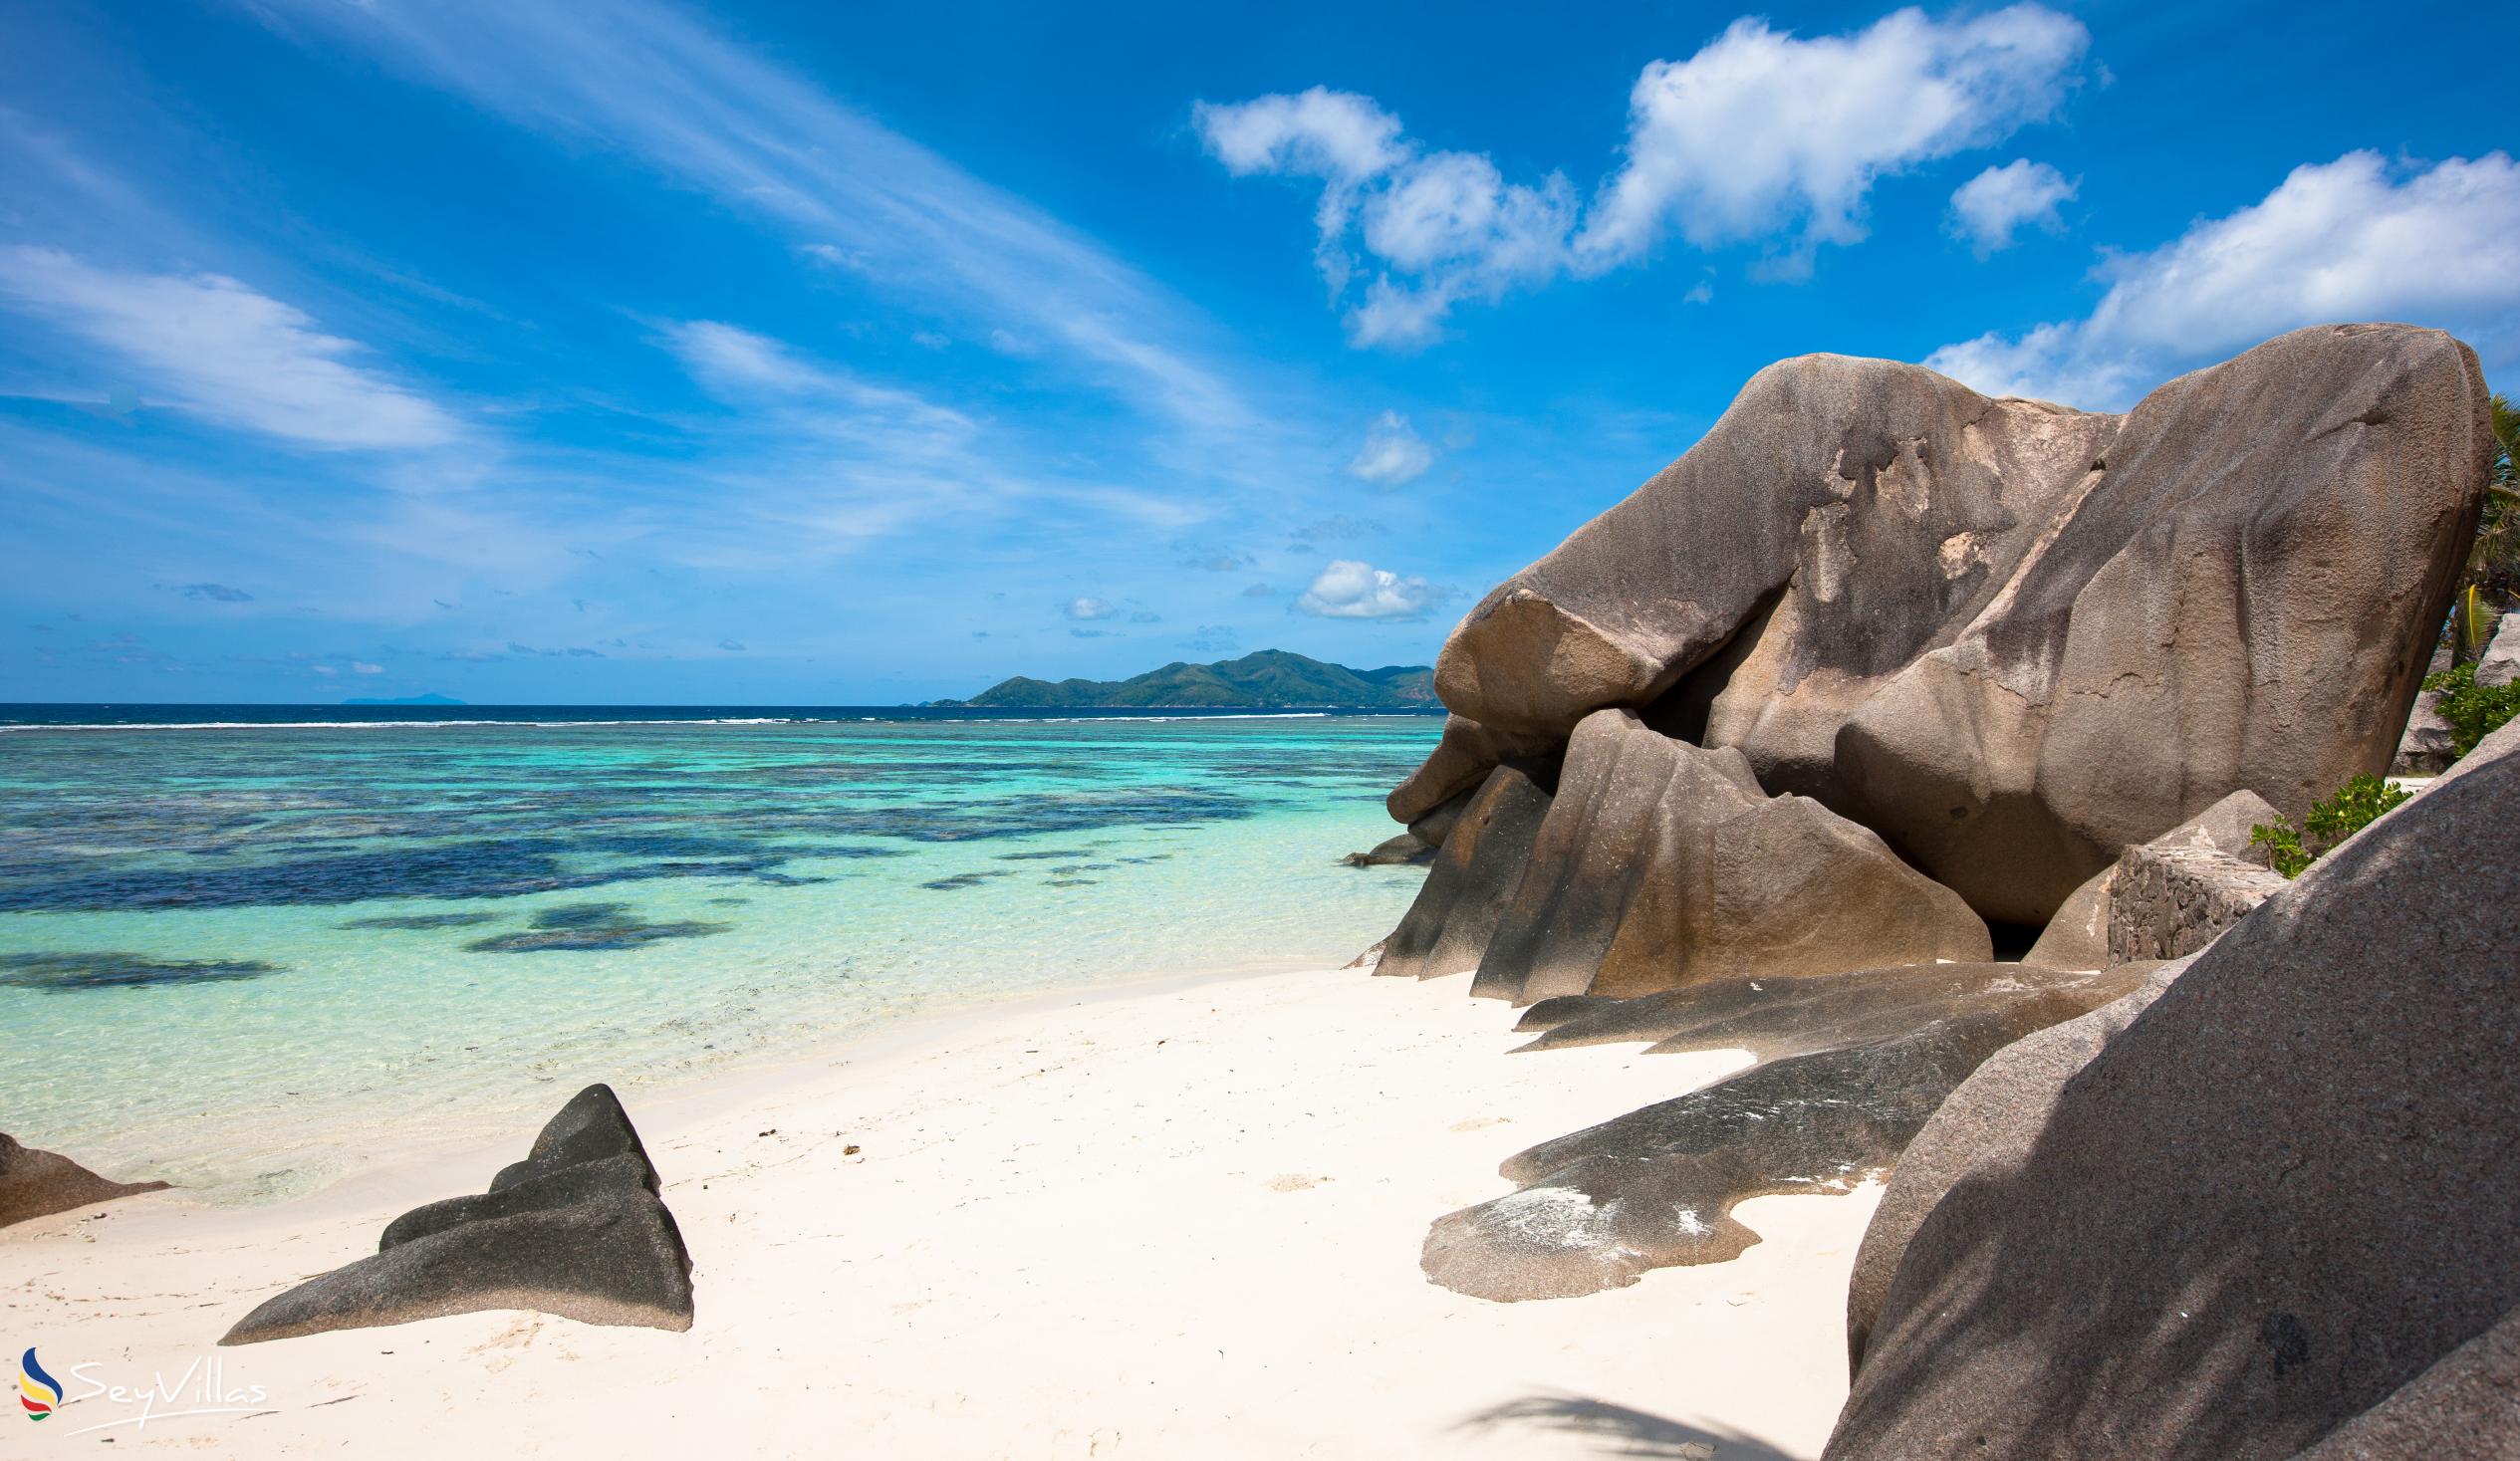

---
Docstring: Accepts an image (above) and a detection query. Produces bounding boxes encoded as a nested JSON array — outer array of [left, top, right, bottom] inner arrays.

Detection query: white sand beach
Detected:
[[8, 965, 1876, 1459]]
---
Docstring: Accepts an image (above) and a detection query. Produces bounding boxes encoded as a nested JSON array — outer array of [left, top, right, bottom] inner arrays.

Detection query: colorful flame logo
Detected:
[[19, 1348, 61, 1421]]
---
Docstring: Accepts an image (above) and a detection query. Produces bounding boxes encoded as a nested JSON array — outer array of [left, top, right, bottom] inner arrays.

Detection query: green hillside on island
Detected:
[[954, 650, 1436, 708]]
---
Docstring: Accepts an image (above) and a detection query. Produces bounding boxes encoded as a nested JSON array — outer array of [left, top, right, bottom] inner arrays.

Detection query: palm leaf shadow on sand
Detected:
[[1452, 1392, 1798, 1460]]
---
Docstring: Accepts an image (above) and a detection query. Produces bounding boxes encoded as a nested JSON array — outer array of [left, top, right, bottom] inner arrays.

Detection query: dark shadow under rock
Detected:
[[0, 1132, 170, 1228], [1422, 966, 2138, 1303], [222, 1084, 690, 1344]]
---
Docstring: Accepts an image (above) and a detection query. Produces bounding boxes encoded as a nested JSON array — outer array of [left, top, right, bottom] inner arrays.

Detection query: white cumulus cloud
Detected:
[[1577, 7, 2089, 275], [1346, 410, 1434, 485], [1925, 150, 2520, 408], [1194, 88, 1575, 347], [1065, 596, 1117, 620], [0, 246, 460, 449], [1194, 86, 1405, 184], [1294, 559, 1442, 619], [1948, 158, 2077, 254], [1195, 5, 2087, 343]]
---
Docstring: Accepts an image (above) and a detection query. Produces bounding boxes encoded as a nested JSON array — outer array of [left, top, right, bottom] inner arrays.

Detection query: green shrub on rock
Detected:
[[2424, 661, 2520, 757], [2251, 774, 2411, 878]]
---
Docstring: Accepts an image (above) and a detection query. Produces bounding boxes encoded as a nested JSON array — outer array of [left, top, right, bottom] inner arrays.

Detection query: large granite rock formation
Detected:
[[2290, 1307, 2520, 1459], [1824, 718, 2520, 1458], [1463, 709, 1987, 1005], [1419, 960, 2141, 1302], [1836, 326, 2486, 921], [1843, 957, 2189, 1370], [1433, 357, 2117, 754], [1374, 767, 1553, 981], [1393, 325, 2489, 929], [223, 1085, 692, 1344], [0, 1132, 168, 1229]]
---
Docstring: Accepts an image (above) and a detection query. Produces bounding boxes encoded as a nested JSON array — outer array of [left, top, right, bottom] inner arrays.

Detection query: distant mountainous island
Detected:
[[949, 650, 1436, 709]]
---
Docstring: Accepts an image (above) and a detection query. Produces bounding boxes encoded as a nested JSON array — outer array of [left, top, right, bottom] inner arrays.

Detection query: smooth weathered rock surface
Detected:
[[2022, 789, 2280, 969], [2289, 1306, 2520, 1460], [2018, 864, 2114, 970], [1468, 710, 1987, 1005], [1374, 767, 1552, 981], [223, 1085, 691, 1344], [1826, 718, 2520, 1459], [489, 1083, 654, 1192], [380, 1151, 657, 1251], [2478, 613, 2520, 689], [1836, 326, 2488, 922], [221, 1190, 692, 1345], [0, 1132, 169, 1229], [1386, 715, 1555, 825], [1405, 788, 1474, 850], [1844, 957, 2189, 1371], [2104, 843, 2291, 963], [1431, 356, 2116, 752]]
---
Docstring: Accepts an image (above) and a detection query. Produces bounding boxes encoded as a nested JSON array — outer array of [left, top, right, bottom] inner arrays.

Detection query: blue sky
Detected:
[[2, 0, 2512, 704]]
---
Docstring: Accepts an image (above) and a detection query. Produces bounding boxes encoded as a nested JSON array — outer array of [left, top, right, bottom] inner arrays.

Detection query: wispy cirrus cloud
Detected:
[[661, 320, 977, 457], [244, 0, 1255, 437], [646, 320, 1209, 565], [0, 246, 461, 448]]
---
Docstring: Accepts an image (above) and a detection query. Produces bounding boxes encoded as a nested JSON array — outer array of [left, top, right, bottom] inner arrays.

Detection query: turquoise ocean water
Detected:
[[0, 709, 1439, 1201]]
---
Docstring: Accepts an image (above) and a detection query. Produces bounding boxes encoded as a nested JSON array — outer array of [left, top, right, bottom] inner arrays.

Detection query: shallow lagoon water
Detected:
[[0, 713, 1438, 1199]]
